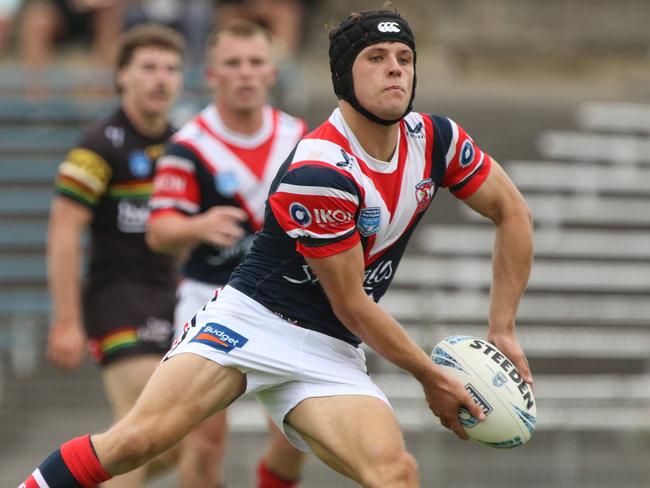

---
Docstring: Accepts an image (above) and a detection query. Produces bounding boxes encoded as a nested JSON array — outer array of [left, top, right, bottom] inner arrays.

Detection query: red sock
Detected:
[[20, 435, 111, 488], [257, 461, 299, 488], [60, 435, 112, 487]]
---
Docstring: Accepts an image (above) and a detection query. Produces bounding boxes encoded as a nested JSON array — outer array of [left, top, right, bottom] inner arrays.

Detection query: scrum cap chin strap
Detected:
[[329, 10, 417, 126]]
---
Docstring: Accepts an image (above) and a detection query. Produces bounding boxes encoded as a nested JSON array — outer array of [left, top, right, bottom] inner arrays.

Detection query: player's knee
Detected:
[[98, 424, 159, 474], [185, 422, 227, 464], [360, 449, 419, 488]]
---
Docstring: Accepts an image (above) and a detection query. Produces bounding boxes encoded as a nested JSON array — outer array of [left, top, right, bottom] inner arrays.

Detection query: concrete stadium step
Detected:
[[461, 193, 650, 226], [0, 127, 79, 153], [0, 187, 53, 216], [505, 159, 650, 194], [394, 256, 650, 293], [415, 224, 650, 260], [577, 101, 650, 134], [0, 220, 48, 248], [0, 158, 59, 184], [0, 289, 49, 315], [537, 130, 650, 164], [0, 98, 112, 124], [394, 324, 650, 360], [0, 254, 46, 283], [381, 289, 650, 325]]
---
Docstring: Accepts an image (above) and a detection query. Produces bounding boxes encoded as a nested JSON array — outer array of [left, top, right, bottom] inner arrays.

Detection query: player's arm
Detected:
[[146, 149, 248, 255], [47, 196, 92, 369], [147, 207, 248, 256], [304, 246, 485, 439], [462, 158, 534, 384]]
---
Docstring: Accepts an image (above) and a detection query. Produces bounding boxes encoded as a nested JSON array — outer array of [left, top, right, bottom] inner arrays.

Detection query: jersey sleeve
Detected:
[[268, 164, 361, 258], [54, 142, 112, 208], [149, 143, 201, 219], [431, 115, 492, 199]]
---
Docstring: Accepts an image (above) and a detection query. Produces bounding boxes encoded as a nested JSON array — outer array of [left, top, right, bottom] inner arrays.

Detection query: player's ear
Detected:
[[204, 64, 217, 89], [115, 67, 128, 94], [268, 64, 278, 87]]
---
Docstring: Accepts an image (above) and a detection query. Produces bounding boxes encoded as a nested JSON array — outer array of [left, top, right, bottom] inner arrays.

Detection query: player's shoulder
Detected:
[[274, 107, 306, 128], [75, 108, 127, 157]]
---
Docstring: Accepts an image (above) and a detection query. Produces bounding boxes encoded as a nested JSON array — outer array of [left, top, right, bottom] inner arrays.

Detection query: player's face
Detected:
[[118, 46, 183, 118], [352, 42, 414, 120], [206, 33, 277, 112]]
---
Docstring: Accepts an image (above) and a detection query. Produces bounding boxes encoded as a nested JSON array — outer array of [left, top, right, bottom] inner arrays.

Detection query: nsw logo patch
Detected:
[[190, 323, 248, 353], [357, 207, 381, 236]]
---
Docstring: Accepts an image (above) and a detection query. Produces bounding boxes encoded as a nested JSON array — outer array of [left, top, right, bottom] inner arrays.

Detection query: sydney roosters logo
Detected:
[[415, 178, 435, 212]]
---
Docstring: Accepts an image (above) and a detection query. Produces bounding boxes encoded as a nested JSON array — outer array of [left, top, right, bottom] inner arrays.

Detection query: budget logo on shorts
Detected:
[[357, 207, 381, 236], [289, 202, 312, 227], [190, 323, 248, 353]]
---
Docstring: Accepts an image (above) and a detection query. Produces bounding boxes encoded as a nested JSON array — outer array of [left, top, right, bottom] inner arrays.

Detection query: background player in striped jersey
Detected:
[[146, 20, 308, 488], [44, 24, 184, 488], [21, 8, 533, 488]]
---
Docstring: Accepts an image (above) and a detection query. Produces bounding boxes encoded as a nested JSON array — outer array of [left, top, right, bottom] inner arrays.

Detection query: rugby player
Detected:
[[146, 20, 308, 488], [21, 8, 533, 488], [43, 24, 184, 488]]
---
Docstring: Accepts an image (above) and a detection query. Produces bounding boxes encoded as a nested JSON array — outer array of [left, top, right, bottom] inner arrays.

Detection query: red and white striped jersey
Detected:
[[149, 104, 307, 284], [230, 108, 492, 345]]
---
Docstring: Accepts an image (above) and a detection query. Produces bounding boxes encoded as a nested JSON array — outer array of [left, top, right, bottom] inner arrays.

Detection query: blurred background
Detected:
[[1, 0, 650, 486]]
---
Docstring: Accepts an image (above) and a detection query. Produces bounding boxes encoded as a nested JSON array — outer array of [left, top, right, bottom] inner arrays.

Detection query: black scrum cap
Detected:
[[329, 10, 416, 125]]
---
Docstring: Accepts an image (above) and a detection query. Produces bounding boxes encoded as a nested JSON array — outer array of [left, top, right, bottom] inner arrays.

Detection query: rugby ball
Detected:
[[431, 335, 536, 448]]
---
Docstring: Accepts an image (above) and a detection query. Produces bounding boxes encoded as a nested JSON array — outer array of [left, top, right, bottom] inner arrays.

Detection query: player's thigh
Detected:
[[94, 353, 246, 468], [102, 354, 160, 418], [286, 394, 409, 480]]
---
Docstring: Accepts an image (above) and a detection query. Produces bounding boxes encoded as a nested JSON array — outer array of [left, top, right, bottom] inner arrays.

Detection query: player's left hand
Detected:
[[47, 322, 87, 370], [487, 331, 533, 386]]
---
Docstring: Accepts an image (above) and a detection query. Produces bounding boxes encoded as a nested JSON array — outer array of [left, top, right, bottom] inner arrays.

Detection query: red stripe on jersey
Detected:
[[298, 232, 360, 258], [441, 123, 485, 189], [304, 120, 353, 150], [149, 207, 185, 220], [195, 110, 278, 180], [364, 117, 434, 266], [151, 162, 201, 209], [453, 156, 492, 199], [269, 190, 358, 239], [176, 139, 260, 229]]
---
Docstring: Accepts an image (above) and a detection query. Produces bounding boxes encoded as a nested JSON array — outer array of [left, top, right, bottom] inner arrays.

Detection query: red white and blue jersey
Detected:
[[149, 104, 307, 284], [229, 108, 491, 345]]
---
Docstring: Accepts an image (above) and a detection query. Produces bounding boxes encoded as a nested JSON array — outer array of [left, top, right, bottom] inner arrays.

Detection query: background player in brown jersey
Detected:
[[46, 24, 184, 488], [147, 20, 308, 488]]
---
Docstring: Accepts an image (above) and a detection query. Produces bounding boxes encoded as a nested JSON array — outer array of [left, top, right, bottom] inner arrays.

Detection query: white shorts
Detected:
[[164, 285, 390, 451], [173, 278, 221, 341]]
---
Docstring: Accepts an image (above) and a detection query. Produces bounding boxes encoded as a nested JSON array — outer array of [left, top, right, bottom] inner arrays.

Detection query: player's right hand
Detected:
[[47, 322, 87, 370], [195, 206, 248, 248], [420, 368, 485, 440]]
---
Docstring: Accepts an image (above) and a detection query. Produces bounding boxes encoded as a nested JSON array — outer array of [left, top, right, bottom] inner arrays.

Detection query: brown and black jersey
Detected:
[[55, 108, 176, 287]]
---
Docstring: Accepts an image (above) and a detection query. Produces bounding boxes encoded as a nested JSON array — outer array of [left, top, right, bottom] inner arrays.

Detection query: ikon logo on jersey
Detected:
[[313, 208, 353, 227], [415, 178, 435, 212], [190, 322, 248, 353]]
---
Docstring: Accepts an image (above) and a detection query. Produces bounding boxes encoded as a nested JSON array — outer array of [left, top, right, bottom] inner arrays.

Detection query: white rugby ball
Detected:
[[431, 335, 536, 448]]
